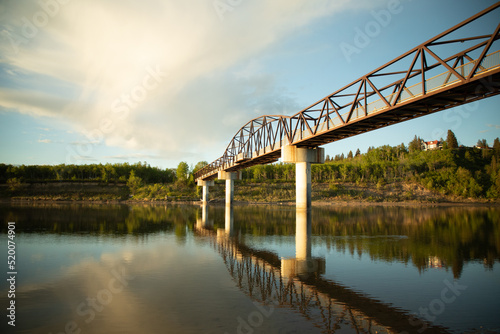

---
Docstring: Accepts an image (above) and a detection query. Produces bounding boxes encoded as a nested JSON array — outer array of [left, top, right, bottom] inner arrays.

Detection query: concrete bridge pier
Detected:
[[281, 145, 325, 209], [197, 180, 214, 204], [218, 171, 241, 205]]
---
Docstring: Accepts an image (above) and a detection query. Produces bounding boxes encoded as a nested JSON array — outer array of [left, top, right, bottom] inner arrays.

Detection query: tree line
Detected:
[[1, 131, 499, 199], [240, 133, 500, 199], [0, 162, 176, 184]]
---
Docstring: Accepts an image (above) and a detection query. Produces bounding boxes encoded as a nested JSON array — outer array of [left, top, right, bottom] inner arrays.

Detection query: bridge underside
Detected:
[[200, 70, 500, 181], [297, 71, 500, 148]]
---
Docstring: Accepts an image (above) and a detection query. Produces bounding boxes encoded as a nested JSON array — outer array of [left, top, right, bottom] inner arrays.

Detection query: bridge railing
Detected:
[[288, 48, 500, 144], [303, 49, 500, 141], [221, 115, 289, 164]]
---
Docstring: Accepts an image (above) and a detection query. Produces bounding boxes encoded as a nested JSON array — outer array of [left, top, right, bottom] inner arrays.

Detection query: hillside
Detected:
[[1, 136, 499, 203]]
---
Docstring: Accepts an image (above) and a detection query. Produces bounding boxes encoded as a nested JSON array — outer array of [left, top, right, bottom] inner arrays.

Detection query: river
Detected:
[[0, 203, 499, 334]]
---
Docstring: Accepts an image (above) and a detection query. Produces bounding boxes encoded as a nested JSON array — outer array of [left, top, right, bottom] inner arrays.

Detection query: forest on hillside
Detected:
[[242, 136, 500, 199], [1, 132, 499, 201]]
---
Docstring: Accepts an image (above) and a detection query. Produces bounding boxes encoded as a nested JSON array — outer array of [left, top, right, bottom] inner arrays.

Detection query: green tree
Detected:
[[409, 135, 422, 153], [176, 161, 190, 182], [476, 139, 488, 148], [7, 178, 22, 192], [347, 150, 353, 159], [493, 137, 500, 157], [397, 143, 408, 158], [193, 161, 208, 174], [355, 148, 361, 157], [127, 170, 143, 195], [446, 130, 458, 149]]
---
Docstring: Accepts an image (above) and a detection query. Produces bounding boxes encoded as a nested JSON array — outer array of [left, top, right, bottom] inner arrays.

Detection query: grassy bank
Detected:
[[0, 182, 130, 201], [0, 180, 200, 202], [2, 179, 496, 205], [211, 180, 495, 204]]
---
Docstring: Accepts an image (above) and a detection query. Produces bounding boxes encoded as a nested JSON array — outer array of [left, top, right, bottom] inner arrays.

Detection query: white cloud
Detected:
[[0, 87, 71, 117], [38, 138, 52, 144], [104, 154, 162, 161], [0, 0, 379, 163], [480, 124, 500, 134]]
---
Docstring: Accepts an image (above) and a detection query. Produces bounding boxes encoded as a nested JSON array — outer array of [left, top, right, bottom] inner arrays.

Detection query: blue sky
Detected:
[[0, 0, 499, 169]]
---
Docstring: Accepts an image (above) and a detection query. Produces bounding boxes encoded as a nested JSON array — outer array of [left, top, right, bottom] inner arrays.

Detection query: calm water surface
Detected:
[[0, 203, 499, 334]]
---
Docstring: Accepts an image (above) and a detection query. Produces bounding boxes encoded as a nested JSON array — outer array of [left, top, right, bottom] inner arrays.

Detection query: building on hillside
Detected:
[[421, 140, 443, 151]]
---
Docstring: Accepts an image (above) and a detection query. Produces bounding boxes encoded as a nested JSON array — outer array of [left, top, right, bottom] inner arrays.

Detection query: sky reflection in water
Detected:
[[0, 203, 499, 334]]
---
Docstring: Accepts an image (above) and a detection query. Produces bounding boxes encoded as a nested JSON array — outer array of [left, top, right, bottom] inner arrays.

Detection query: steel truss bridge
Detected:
[[195, 3, 500, 182]]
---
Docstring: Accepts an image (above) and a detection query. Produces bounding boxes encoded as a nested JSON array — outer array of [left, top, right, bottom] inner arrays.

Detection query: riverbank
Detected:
[[3, 199, 499, 209], [1, 181, 498, 207], [229, 181, 500, 206]]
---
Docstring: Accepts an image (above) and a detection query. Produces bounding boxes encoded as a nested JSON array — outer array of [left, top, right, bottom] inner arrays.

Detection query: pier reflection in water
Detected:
[[197, 205, 451, 334], [0, 203, 499, 334], [281, 209, 325, 279]]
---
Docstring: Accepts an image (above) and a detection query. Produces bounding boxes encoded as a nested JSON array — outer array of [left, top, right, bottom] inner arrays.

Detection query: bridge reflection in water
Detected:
[[195, 206, 450, 334]]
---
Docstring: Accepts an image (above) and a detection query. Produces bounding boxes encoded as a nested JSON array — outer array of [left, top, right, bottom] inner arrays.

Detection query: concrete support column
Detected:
[[296, 162, 312, 210], [197, 180, 214, 204], [202, 186, 209, 203], [226, 179, 234, 205], [218, 171, 241, 205], [282, 145, 325, 209]]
